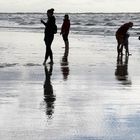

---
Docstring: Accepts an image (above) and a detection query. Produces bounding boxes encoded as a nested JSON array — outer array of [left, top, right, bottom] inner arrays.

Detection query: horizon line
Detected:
[[0, 11, 140, 14]]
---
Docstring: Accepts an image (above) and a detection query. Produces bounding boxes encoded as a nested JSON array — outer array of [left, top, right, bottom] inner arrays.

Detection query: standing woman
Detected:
[[41, 8, 56, 65], [60, 14, 70, 48]]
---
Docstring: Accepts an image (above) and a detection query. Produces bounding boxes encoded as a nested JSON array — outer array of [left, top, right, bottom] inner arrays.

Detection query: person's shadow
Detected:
[[43, 64, 56, 119], [60, 46, 70, 80], [115, 55, 131, 85]]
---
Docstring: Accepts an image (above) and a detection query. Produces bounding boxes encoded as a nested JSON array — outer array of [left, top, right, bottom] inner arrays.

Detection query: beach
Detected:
[[0, 28, 140, 140]]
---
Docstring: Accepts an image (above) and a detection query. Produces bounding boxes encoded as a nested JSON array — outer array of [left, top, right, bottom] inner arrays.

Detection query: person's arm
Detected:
[[60, 22, 64, 35], [68, 21, 70, 31], [41, 19, 46, 26]]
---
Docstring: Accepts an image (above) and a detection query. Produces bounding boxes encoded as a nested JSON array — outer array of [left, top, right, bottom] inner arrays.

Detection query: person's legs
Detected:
[[117, 43, 121, 55], [117, 41, 123, 56], [116, 35, 121, 55], [116, 34, 123, 56], [43, 41, 49, 65], [62, 34, 69, 48], [125, 45, 129, 55], [49, 47, 53, 64], [49, 36, 54, 63], [43, 35, 54, 65], [120, 44, 124, 55], [125, 43, 130, 55], [124, 36, 129, 55]]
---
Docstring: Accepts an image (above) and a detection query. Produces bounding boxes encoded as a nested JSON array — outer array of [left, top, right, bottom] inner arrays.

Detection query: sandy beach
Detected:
[[0, 30, 140, 140]]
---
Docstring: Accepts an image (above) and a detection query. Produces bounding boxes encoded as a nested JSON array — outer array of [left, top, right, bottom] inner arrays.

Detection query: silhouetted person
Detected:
[[61, 46, 69, 80], [115, 22, 133, 56], [44, 64, 55, 119], [60, 14, 70, 48], [115, 55, 131, 85], [41, 8, 57, 65]]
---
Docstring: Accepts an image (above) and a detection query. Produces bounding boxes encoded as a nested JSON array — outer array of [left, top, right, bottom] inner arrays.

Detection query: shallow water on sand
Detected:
[[0, 31, 140, 140]]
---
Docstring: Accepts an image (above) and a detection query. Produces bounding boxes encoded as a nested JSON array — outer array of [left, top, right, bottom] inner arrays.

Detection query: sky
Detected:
[[0, 0, 140, 13]]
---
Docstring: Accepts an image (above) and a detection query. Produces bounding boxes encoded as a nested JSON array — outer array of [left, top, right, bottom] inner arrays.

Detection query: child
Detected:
[[60, 14, 70, 48]]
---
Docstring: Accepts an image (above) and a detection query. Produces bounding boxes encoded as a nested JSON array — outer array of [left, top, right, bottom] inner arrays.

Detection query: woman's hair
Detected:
[[47, 8, 54, 14], [64, 14, 69, 19], [128, 22, 133, 27]]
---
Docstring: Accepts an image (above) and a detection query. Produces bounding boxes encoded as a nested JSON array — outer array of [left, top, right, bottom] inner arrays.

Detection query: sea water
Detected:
[[0, 13, 140, 36]]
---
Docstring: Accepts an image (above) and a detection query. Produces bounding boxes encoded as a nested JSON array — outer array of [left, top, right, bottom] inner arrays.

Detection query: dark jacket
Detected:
[[116, 23, 131, 36], [42, 16, 56, 37], [61, 19, 70, 35]]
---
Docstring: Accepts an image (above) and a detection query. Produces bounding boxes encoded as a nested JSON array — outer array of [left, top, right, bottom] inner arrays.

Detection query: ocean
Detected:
[[0, 13, 140, 36]]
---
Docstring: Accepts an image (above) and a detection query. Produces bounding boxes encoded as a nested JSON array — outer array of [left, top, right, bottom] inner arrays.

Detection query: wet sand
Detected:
[[0, 31, 140, 140]]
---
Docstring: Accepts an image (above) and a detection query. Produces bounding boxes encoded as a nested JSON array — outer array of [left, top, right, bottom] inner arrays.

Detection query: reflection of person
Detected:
[[115, 55, 131, 84], [41, 8, 56, 65], [60, 46, 69, 80], [115, 22, 133, 56], [43, 64, 55, 119], [60, 14, 70, 48]]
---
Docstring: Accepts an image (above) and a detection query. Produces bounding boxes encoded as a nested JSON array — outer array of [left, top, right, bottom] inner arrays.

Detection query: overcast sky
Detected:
[[0, 0, 140, 13]]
